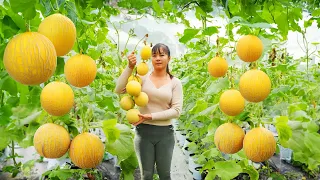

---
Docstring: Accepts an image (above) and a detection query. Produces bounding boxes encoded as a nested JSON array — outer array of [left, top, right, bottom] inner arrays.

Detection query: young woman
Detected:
[[115, 43, 183, 180]]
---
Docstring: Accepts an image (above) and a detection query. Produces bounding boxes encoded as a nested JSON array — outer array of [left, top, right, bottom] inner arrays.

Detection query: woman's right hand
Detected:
[[128, 51, 136, 69]]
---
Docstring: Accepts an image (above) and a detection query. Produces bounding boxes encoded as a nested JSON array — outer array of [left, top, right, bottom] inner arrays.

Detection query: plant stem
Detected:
[[133, 34, 148, 53], [0, 90, 4, 107], [11, 141, 17, 166]]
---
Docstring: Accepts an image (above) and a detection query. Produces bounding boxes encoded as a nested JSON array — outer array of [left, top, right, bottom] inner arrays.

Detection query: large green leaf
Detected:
[[274, 116, 292, 147], [9, 0, 37, 20], [119, 152, 139, 180], [179, 28, 200, 44], [106, 123, 135, 164], [206, 160, 242, 180], [102, 119, 120, 144]]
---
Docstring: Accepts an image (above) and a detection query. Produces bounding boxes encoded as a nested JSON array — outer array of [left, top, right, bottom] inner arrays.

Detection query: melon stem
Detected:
[[133, 34, 148, 53], [25, 21, 30, 32]]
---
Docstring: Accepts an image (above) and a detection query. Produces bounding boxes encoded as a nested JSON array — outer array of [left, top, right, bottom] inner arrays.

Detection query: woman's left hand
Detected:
[[132, 114, 152, 126]]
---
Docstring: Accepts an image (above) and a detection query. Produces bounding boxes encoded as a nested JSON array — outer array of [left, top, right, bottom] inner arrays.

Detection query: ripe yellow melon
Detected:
[[243, 127, 276, 162], [38, 13, 76, 56], [137, 62, 149, 76], [219, 89, 245, 116], [120, 96, 135, 110], [236, 35, 263, 62], [239, 69, 271, 102], [69, 132, 105, 169], [140, 45, 152, 60], [64, 54, 97, 88], [214, 123, 245, 154], [33, 123, 70, 158], [126, 109, 140, 123], [208, 57, 228, 78], [126, 81, 141, 96], [3, 32, 57, 85], [128, 75, 142, 85], [40, 81, 74, 116], [134, 92, 149, 107]]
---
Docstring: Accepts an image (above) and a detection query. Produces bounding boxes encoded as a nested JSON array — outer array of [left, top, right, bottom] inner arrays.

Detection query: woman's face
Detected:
[[151, 47, 170, 71]]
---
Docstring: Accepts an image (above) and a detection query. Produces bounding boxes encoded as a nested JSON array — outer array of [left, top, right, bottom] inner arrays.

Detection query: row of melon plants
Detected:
[[0, 1, 145, 179], [170, 23, 320, 179]]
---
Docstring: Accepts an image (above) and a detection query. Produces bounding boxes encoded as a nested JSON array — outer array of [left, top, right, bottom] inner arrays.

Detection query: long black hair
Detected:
[[152, 43, 174, 79]]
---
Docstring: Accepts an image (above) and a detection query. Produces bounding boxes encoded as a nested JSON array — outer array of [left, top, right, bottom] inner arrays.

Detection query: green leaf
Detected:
[[9, 0, 37, 20], [163, 1, 172, 12], [205, 77, 230, 95], [87, 0, 104, 8], [179, 28, 200, 44], [152, 0, 161, 16], [304, 132, 320, 155], [46, 169, 75, 180], [312, 9, 320, 16], [17, 83, 29, 105], [0, 105, 12, 126], [202, 26, 218, 36], [119, 152, 139, 180], [207, 160, 242, 180], [238, 160, 259, 180], [307, 121, 319, 132], [0, 127, 11, 150], [239, 22, 273, 28], [274, 116, 292, 147], [0, 75, 17, 95], [188, 99, 208, 114], [275, 12, 288, 39], [1, 15, 20, 39], [102, 119, 120, 144], [106, 123, 135, 164]]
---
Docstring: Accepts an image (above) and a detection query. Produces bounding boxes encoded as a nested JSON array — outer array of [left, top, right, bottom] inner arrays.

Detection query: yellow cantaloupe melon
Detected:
[[236, 35, 263, 62], [134, 92, 149, 107], [208, 57, 228, 78], [140, 45, 152, 60], [126, 81, 141, 96], [137, 62, 149, 76], [33, 123, 70, 158], [214, 123, 245, 154], [239, 69, 271, 102], [219, 89, 245, 116], [38, 13, 76, 56], [64, 54, 97, 88], [120, 96, 135, 110], [243, 127, 276, 162], [69, 132, 105, 169], [3, 32, 57, 85], [126, 109, 140, 123], [40, 81, 74, 116]]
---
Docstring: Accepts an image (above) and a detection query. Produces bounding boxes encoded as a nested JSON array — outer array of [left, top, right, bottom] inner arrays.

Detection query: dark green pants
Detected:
[[134, 123, 175, 180]]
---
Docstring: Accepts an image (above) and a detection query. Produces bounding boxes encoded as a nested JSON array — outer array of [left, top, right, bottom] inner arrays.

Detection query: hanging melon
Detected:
[[38, 13, 76, 56], [236, 35, 263, 62], [33, 123, 70, 158], [69, 132, 105, 169], [140, 45, 152, 60], [214, 123, 245, 154], [243, 127, 276, 162], [219, 89, 245, 116], [239, 69, 271, 102], [208, 56, 228, 78], [40, 81, 74, 116], [3, 32, 57, 85], [64, 54, 97, 88]]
